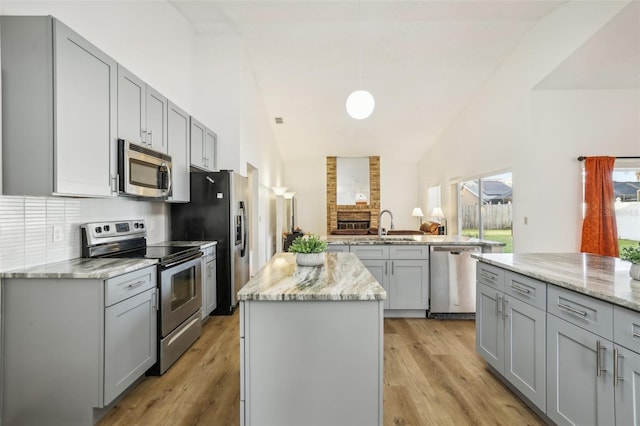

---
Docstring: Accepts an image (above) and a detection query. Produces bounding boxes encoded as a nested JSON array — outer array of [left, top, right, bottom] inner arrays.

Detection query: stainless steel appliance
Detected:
[[171, 170, 250, 315], [429, 245, 482, 317], [81, 220, 202, 375], [118, 139, 172, 198]]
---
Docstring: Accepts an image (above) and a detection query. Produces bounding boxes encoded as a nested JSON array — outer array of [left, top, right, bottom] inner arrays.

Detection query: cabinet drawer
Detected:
[[105, 265, 157, 306], [547, 285, 613, 340], [326, 244, 350, 253], [614, 305, 640, 352], [389, 245, 429, 259], [504, 271, 546, 310], [477, 262, 504, 290], [350, 245, 390, 259]]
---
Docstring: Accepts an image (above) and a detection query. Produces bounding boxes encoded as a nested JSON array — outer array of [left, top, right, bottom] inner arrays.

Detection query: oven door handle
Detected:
[[161, 252, 203, 270]]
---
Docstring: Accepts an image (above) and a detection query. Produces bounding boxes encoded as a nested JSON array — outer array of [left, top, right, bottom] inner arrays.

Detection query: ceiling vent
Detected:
[[275, 117, 283, 124]]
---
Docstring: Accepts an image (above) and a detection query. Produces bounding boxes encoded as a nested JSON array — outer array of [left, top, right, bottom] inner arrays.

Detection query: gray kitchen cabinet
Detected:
[[1, 16, 117, 197], [201, 245, 218, 319], [190, 117, 217, 171], [104, 286, 157, 404], [167, 101, 191, 202], [547, 314, 614, 425], [350, 245, 428, 316], [326, 244, 349, 253], [360, 259, 390, 309], [117, 65, 168, 153], [2, 265, 157, 425], [476, 269, 546, 412], [205, 128, 218, 171], [614, 344, 640, 425]]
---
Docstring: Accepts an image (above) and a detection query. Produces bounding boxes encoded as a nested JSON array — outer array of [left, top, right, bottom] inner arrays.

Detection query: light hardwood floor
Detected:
[[99, 311, 544, 426]]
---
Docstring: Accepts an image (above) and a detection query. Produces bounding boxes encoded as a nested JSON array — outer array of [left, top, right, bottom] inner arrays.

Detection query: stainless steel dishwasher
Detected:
[[429, 245, 482, 317]]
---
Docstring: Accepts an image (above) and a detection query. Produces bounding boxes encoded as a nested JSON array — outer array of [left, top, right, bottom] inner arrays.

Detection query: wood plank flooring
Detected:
[[98, 312, 544, 426]]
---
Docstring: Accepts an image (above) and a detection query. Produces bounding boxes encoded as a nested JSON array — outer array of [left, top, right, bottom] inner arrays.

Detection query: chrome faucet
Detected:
[[378, 209, 394, 238]]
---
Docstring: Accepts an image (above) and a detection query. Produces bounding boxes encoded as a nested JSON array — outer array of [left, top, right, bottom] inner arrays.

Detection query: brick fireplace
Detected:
[[326, 156, 380, 234]]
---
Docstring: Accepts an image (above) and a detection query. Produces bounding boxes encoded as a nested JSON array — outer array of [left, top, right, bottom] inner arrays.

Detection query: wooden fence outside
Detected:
[[461, 204, 512, 229]]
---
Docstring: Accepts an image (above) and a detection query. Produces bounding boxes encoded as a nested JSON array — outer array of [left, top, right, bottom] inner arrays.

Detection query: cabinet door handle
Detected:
[[148, 130, 153, 147], [384, 262, 388, 276], [596, 340, 607, 377], [632, 331, 640, 339], [391, 261, 394, 275], [510, 284, 530, 294], [152, 289, 159, 311], [558, 302, 588, 317], [614, 348, 624, 387], [496, 294, 502, 316], [502, 298, 509, 319], [480, 271, 497, 281], [127, 280, 145, 289]]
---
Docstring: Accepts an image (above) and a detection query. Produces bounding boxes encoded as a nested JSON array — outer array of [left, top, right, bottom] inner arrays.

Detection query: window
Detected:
[[609, 162, 640, 252], [458, 172, 513, 253]]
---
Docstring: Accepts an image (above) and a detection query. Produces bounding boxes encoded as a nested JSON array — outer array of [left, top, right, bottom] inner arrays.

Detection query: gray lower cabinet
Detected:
[[614, 344, 640, 425], [2, 266, 158, 425], [326, 244, 350, 253], [350, 245, 428, 315], [201, 245, 218, 319], [547, 314, 614, 425], [476, 282, 546, 411], [167, 101, 191, 202], [476, 264, 546, 412], [1, 16, 117, 197]]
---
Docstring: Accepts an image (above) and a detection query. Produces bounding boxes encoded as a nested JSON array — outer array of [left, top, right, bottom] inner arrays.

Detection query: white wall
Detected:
[[417, 0, 633, 253], [285, 158, 418, 235]]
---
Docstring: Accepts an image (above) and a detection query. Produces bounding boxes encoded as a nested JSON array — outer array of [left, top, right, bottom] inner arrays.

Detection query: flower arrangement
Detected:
[[620, 244, 640, 264], [288, 234, 327, 254]]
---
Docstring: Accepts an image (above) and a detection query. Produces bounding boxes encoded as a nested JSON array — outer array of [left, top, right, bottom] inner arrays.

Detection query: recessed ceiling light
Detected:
[[275, 117, 283, 124]]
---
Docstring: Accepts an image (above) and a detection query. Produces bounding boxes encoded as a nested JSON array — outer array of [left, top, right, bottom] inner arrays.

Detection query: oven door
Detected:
[[159, 256, 202, 337]]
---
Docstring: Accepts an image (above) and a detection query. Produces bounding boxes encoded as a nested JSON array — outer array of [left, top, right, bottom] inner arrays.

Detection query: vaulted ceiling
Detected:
[[171, 1, 635, 163]]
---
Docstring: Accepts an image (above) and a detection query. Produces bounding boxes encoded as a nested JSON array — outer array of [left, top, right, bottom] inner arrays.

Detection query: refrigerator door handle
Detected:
[[240, 201, 248, 257]]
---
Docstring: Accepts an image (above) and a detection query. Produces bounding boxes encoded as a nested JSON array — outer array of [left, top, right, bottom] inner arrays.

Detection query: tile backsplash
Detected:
[[0, 195, 168, 271]]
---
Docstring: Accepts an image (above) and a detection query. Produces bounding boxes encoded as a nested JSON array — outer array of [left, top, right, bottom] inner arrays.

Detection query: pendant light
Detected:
[[346, 1, 374, 120]]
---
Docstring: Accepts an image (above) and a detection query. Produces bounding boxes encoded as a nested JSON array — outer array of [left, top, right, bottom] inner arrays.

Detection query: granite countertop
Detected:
[[0, 258, 158, 279], [150, 240, 217, 249], [238, 252, 386, 302], [325, 234, 503, 246], [474, 252, 640, 311]]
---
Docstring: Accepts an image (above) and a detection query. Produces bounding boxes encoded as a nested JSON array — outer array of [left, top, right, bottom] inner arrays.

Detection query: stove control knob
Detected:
[[134, 223, 139, 229], [104, 225, 110, 232], [139, 223, 145, 229], [94, 226, 102, 234]]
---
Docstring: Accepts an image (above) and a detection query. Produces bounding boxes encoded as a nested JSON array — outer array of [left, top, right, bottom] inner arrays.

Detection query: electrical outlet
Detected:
[[52, 225, 63, 242], [524, 217, 528, 225]]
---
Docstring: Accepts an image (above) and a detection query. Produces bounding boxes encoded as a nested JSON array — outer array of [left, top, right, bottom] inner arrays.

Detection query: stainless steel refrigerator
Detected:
[[170, 170, 250, 315]]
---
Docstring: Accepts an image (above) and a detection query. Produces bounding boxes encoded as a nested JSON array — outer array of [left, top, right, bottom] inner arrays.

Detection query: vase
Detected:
[[630, 264, 640, 280], [296, 252, 325, 267]]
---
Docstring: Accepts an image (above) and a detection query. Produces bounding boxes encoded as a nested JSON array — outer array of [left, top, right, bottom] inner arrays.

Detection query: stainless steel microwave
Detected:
[[118, 139, 172, 198]]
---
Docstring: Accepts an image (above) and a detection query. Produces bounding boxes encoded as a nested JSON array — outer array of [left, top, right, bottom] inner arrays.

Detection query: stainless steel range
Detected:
[[81, 219, 203, 375]]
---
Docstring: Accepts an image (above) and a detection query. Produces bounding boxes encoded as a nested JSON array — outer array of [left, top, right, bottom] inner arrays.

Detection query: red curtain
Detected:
[[580, 156, 619, 257]]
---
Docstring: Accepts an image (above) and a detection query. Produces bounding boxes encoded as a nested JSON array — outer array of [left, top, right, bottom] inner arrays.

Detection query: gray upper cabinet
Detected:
[[190, 117, 217, 172], [205, 128, 218, 171], [167, 101, 191, 202], [1, 16, 117, 197], [117, 65, 168, 154]]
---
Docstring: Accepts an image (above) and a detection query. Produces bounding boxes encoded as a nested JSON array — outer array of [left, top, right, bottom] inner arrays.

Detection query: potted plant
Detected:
[[620, 244, 640, 280], [288, 234, 328, 266]]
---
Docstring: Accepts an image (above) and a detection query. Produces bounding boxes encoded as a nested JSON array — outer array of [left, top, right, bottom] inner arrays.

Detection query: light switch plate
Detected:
[[52, 225, 63, 242]]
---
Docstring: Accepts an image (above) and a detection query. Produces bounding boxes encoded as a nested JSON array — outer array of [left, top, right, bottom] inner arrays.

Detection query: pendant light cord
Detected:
[[358, 0, 362, 89]]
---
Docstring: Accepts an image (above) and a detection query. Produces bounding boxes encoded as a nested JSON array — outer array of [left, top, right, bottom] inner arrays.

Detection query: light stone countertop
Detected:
[[474, 253, 640, 312], [0, 258, 158, 279], [150, 240, 217, 249], [238, 252, 386, 301], [325, 234, 504, 246]]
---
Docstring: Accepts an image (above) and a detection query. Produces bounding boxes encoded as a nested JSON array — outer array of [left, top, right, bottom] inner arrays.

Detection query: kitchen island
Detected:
[[238, 252, 386, 426], [473, 253, 640, 426]]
